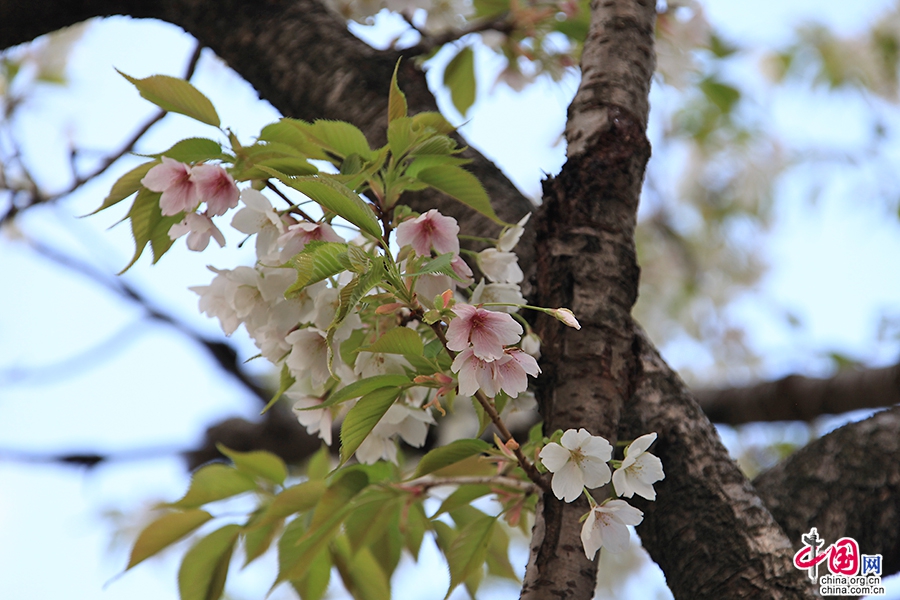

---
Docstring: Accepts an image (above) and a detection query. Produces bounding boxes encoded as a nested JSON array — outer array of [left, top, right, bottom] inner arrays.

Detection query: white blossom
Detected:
[[288, 391, 333, 445], [539, 428, 612, 502], [581, 500, 644, 559], [497, 213, 531, 252], [469, 279, 525, 313], [612, 433, 665, 500], [231, 189, 284, 260], [477, 248, 523, 284]]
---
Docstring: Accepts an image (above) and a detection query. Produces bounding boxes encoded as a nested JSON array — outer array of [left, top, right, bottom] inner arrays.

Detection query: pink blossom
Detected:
[[395, 209, 460, 257], [168, 212, 226, 251], [450, 255, 474, 285], [446, 303, 522, 361], [142, 157, 198, 216], [451, 347, 539, 398], [191, 163, 239, 216], [279, 221, 344, 257]]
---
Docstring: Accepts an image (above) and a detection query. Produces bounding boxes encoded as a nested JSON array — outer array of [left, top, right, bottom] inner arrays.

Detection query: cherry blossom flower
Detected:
[[231, 188, 285, 260], [168, 212, 226, 251], [446, 303, 523, 361], [356, 403, 435, 464], [612, 433, 665, 500], [520, 332, 541, 358], [142, 157, 199, 216], [469, 279, 526, 313], [451, 348, 497, 397], [492, 348, 540, 397], [285, 328, 331, 387], [191, 163, 239, 216], [477, 248, 523, 284], [279, 221, 344, 257], [191, 267, 243, 335], [497, 213, 531, 252], [552, 308, 581, 330], [288, 392, 333, 445], [450, 255, 474, 285], [580, 499, 644, 559], [539, 428, 612, 502], [396, 209, 460, 257], [451, 347, 540, 398]]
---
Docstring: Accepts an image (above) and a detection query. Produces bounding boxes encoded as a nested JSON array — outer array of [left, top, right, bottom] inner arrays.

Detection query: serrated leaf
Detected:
[[127, 509, 212, 570], [307, 120, 374, 161], [387, 117, 416, 159], [340, 387, 402, 464], [149, 211, 181, 264], [216, 444, 287, 485], [278, 471, 369, 582], [443, 46, 476, 117], [485, 521, 518, 581], [345, 490, 402, 555], [150, 138, 224, 163], [290, 548, 331, 600], [177, 524, 240, 600], [259, 119, 329, 159], [89, 160, 156, 214], [433, 484, 493, 518], [307, 445, 332, 480], [358, 327, 424, 356], [285, 241, 350, 296], [411, 111, 456, 135], [332, 258, 385, 327], [389, 60, 408, 123], [171, 464, 258, 508], [119, 71, 220, 127], [414, 439, 491, 478], [403, 501, 429, 559], [262, 170, 382, 238], [404, 252, 459, 279], [333, 536, 392, 600], [243, 516, 282, 567], [119, 187, 163, 273], [302, 374, 410, 412], [267, 480, 328, 521], [445, 515, 495, 599], [415, 165, 506, 225]]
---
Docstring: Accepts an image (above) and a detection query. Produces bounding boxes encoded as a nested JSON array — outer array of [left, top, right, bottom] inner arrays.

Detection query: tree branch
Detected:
[[695, 363, 900, 425]]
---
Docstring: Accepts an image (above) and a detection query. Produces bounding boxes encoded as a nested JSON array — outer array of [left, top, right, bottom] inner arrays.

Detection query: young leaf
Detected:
[[306, 444, 332, 480], [177, 524, 240, 600], [358, 327, 424, 356], [345, 490, 403, 555], [402, 501, 429, 559], [413, 439, 491, 478], [285, 241, 350, 296], [259, 119, 329, 159], [266, 480, 328, 521], [415, 164, 506, 225], [290, 549, 331, 600], [89, 160, 156, 214], [307, 120, 374, 160], [445, 515, 495, 599], [261, 169, 382, 238], [119, 187, 163, 273], [433, 484, 493, 518], [242, 516, 282, 567], [118, 71, 220, 127], [150, 138, 224, 163], [443, 46, 477, 117], [388, 59, 408, 123], [216, 444, 287, 486], [411, 111, 456, 135], [333, 536, 392, 600], [306, 374, 410, 410], [340, 387, 402, 464], [170, 464, 258, 508], [127, 509, 213, 570], [260, 362, 295, 415]]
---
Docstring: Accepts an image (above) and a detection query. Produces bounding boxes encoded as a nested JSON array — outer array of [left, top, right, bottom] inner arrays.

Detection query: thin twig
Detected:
[[404, 475, 538, 494], [405, 14, 515, 56]]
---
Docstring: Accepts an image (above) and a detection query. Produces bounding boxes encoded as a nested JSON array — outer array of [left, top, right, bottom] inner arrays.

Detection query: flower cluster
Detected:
[[539, 429, 665, 559]]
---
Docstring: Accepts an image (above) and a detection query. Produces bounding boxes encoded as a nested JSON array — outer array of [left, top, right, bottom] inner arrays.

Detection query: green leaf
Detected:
[[387, 117, 416, 160], [304, 374, 410, 411], [415, 164, 506, 225], [411, 111, 456, 135], [216, 444, 287, 485], [177, 524, 240, 600], [89, 160, 156, 214], [150, 138, 224, 163], [291, 549, 331, 600], [260, 362, 295, 415], [262, 170, 382, 238], [699, 77, 741, 114], [358, 327, 424, 356], [414, 439, 491, 478], [388, 60, 408, 123], [242, 516, 282, 567], [485, 521, 518, 581], [445, 515, 495, 599], [307, 120, 374, 160], [119, 71, 220, 127], [443, 46, 477, 117], [434, 484, 492, 518], [267, 480, 328, 521], [127, 509, 212, 570], [171, 464, 258, 508], [345, 490, 402, 554], [259, 119, 329, 159], [333, 537, 392, 600], [285, 241, 350, 296], [307, 445, 332, 480], [404, 252, 459, 279], [340, 387, 402, 464], [119, 187, 163, 273]]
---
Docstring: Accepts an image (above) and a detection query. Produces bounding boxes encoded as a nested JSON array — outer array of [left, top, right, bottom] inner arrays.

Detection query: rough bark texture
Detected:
[[2, 1, 899, 599], [754, 405, 900, 578], [621, 329, 816, 599], [696, 362, 900, 425], [522, 1, 655, 598]]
